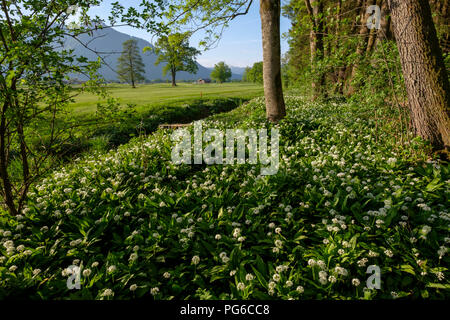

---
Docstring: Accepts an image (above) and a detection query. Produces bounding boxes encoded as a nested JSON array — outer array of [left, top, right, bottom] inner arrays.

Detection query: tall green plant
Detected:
[[117, 39, 146, 88], [0, 0, 111, 216], [210, 61, 232, 83], [145, 33, 200, 87]]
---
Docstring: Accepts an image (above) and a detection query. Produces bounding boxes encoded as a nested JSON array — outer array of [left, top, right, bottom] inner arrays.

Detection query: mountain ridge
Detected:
[[64, 27, 243, 81]]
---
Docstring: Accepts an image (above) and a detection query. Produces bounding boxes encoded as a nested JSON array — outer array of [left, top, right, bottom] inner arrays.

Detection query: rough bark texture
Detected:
[[171, 68, 177, 87], [260, 0, 286, 122], [388, 0, 450, 150]]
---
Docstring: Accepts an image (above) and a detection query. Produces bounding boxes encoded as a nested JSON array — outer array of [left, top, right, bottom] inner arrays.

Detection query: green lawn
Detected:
[[70, 82, 264, 115]]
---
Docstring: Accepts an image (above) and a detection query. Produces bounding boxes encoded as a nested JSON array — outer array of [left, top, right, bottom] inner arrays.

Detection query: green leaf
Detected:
[[251, 265, 268, 289], [426, 283, 450, 289]]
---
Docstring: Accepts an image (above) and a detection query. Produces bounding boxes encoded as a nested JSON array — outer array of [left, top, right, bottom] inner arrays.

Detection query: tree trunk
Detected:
[[171, 69, 177, 87], [346, 0, 374, 95], [305, 0, 326, 99], [0, 101, 18, 216], [260, 0, 286, 122], [375, 0, 392, 45], [388, 0, 450, 150], [129, 51, 136, 88]]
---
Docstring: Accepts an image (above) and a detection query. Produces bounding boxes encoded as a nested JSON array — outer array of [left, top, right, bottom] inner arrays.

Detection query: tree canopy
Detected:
[[244, 61, 263, 84], [146, 33, 200, 86], [210, 61, 232, 83], [117, 39, 146, 88]]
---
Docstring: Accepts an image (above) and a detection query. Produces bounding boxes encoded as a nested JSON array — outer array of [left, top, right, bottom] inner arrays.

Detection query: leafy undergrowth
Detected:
[[91, 97, 246, 148], [0, 95, 449, 300]]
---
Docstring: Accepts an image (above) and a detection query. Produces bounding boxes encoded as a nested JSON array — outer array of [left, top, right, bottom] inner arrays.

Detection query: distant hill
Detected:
[[63, 27, 243, 82], [230, 66, 247, 76]]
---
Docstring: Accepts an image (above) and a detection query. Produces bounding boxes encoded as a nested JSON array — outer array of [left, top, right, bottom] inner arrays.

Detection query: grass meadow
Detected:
[[69, 83, 264, 115]]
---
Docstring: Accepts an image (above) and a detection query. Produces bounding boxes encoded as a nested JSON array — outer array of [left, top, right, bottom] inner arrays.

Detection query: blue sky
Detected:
[[87, 1, 291, 68]]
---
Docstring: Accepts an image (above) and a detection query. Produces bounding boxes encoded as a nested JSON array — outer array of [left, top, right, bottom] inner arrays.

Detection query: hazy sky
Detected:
[[87, 1, 291, 68]]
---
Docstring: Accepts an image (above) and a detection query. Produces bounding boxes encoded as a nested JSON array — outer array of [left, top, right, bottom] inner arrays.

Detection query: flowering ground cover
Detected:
[[0, 95, 448, 299]]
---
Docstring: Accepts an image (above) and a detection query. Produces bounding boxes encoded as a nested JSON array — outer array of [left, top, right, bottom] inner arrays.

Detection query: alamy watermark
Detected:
[[366, 5, 382, 30], [170, 121, 280, 175], [64, 265, 81, 290], [366, 265, 381, 289]]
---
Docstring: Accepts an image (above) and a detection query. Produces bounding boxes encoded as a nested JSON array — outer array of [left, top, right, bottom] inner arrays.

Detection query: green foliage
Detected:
[[161, 0, 253, 49], [245, 62, 263, 84], [0, 0, 114, 215], [0, 94, 448, 300], [348, 40, 406, 109], [210, 61, 232, 83], [92, 97, 245, 147], [117, 39, 146, 87], [282, 0, 311, 88], [145, 33, 200, 85], [241, 67, 251, 82]]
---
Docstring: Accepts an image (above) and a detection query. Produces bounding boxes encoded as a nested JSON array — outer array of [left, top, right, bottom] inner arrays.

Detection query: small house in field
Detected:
[[197, 78, 211, 84]]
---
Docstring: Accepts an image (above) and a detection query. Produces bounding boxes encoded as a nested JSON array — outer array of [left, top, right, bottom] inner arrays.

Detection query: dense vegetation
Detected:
[[0, 0, 448, 302], [68, 83, 262, 150], [210, 62, 233, 84], [1, 95, 448, 299]]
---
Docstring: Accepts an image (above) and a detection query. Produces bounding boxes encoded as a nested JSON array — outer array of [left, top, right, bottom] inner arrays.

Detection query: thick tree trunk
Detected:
[[260, 0, 286, 122], [171, 69, 177, 87], [388, 0, 450, 150]]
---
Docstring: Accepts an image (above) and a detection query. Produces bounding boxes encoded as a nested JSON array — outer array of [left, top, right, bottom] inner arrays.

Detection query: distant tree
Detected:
[[117, 39, 146, 88], [117, 0, 286, 122], [281, 53, 290, 88], [388, 0, 450, 150], [210, 61, 232, 83], [247, 62, 264, 84], [147, 33, 200, 87], [242, 67, 251, 82]]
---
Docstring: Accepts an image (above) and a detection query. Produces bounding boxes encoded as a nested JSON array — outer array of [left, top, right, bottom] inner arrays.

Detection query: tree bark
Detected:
[[388, 0, 450, 150], [260, 0, 286, 122]]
